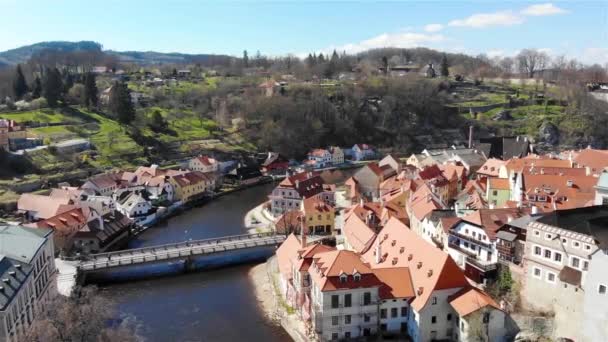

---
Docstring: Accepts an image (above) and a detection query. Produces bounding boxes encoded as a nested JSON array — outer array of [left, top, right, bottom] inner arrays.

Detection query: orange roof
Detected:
[[343, 214, 376, 253], [459, 208, 527, 240], [362, 218, 469, 311], [170, 171, 211, 187], [33, 207, 88, 236], [303, 197, 334, 214], [504, 158, 571, 173], [276, 234, 303, 280], [373, 267, 415, 300], [573, 149, 608, 174], [488, 178, 510, 190], [194, 156, 217, 166], [448, 286, 501, 317], [18, 193, 73, 219], [310, 250, 381, 291], [439, 163, 467, 181], [477, 158, 505, 177], [274, 210, 303, 234], [523, 173, 597, 210], [408, 184, 443, 220]]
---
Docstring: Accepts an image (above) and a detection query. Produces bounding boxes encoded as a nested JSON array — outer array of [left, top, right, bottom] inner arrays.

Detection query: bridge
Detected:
[[77, 232, 286, 272]]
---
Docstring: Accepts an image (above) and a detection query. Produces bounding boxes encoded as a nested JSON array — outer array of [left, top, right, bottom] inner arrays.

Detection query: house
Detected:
[[0, 225, 56, 342], [72, 210, 132, 254], [274, 210, 303, 235], [379, 154, 402, 174], [439, 163, 468, 200], [188, 155, 219, 173], [352, 144, 376, 161], [474, 136, 533, 160], [260, 152, 289, 175], [407, 184, 445, 236], [476, 158, 505, 180], [329, 146, 344, 165], [177, 69, 191, 78], [169, 171, 213, 204], [52, 139, 91, 154], [595, 170, 608, 205], [582, 241, 608, 342], [487, 178, 510, 208], [361, 218, 514, 342], [225, 164, 263, 186], [269, 172, 333, 217], [447, 208, 527, 283], [116, 191, 153, 221], [417, 165, 450, 204], [571, 148, 608, 176], [421, 63, 436, 78], [81, 172, 124, 196], [517, 173, 597, 211], [419, 209, 458, 249], [454, 180, 488, 212], [307, 149, 332, 168], [522, 206, 608, 340], [28, 207, 90, 254], [301, 197, 335, 235], [342, 209, 377, 253], [494, 215, 539, 265], [17, 193, 73, 221], [352, 162, 396, 200]]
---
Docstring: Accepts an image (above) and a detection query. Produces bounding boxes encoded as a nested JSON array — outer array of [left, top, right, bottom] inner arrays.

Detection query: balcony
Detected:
[[449, 231, 492, 250], [466, 256, 497, 272], [448, 242, 477, 258]]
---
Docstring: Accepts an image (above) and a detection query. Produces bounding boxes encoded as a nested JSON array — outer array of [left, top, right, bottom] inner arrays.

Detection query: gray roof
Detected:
[[596, 171, 608, 190], [537, 206, 608, 249], [506, 214, 540, 230], [0, 256, 33, 311], [0, 225, 51, 263], [496, 230, 517, 242]]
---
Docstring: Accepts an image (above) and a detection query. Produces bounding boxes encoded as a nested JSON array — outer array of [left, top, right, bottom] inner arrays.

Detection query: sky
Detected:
[[1, 0, 607, 64]]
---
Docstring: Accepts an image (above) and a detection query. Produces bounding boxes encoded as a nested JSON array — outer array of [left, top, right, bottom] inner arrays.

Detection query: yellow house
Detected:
[[169, 171, 211, 203], [301, 197, 334, 235]]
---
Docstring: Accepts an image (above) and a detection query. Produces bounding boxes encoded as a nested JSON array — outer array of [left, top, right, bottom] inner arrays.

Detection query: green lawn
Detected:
[[0, 109, 85, 124]]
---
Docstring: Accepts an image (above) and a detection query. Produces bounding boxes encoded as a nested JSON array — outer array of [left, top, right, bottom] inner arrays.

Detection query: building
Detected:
[[80, 172, 124, 196], [0, 225, 57, 342], [352, 144, 376, 161], [352, 162, 396, 201], [52, 138, 91, 154], [17, 193, 73, 222], [260, 152, 289, 175], [582, 243, 608, 341], [476, 158, 506, 180], [301, 197, 335, 235], [595, 170, 608, 205], [447, 208, 526, 283], [379, 154, 401, 174], [571, 148, 608, 176], [269, 172, 333, 217], [188, 155, 219, 173], [116, 191, 153, 221], [169, 171, 213, 204], [329, 146, 344, 165], [487, 178, 510, 208], [307, 149, 332, 169], [407, 184, 445, 236], [522, 206, 608, 340], [225, 164, 263, 185]]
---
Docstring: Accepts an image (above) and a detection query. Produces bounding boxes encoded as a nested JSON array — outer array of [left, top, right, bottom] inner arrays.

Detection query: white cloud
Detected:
[[448, 11, 523, 28], [424, 24, 443, 32], [330, 32, 445, 55], [580, 47, 608, 65], [521, 3, 567, 16], [487, 50, 505, 58]]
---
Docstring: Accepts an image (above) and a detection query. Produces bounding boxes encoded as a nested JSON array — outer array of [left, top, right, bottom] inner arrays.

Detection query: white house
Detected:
[[116, 192, 152, 221], [308, 149, 332, 168], [188, 156, 219, 173], [329, 146, 344, 165]]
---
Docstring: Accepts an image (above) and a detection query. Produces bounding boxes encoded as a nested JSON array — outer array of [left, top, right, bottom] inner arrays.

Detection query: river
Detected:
[[101, 182, 292, 342]]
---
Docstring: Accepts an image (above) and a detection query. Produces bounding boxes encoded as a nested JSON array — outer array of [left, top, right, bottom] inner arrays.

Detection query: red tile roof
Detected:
[[573, 149, 608, 174], [342, 214, 376, 253], [459, 208, 528, 240], [448, 286, 501, 317], [476, 158, 505, 177], [488, 178, 510, 191]]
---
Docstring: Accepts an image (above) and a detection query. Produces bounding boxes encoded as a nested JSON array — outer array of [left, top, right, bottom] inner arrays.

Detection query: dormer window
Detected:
[[354, 273, 361, 282], [339, 273, 347, 283]]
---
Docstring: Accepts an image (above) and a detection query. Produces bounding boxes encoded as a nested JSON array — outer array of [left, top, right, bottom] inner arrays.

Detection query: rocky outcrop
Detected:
[[538, 121, 559, 146], [492, 109, 513, 121]]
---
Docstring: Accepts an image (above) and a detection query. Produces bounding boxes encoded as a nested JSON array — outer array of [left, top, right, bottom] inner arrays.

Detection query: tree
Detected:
[[84, 72, 98, 109], [108, 81, 135, 124], [243, 50, 249, 68], [382, 56, 389, 75], [23, 286, 140, 342], [149, 109, 168, 132], [43, 67, 64, 108], [31, 76, 42, 99], [517, 49, 549, 78], [12, 64, 29, 99], [440, 53, 450, 77], [63, 72, 74, 95]]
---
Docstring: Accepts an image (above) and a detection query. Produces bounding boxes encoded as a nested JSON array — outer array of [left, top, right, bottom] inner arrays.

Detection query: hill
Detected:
[[0, 41, 234, 67]]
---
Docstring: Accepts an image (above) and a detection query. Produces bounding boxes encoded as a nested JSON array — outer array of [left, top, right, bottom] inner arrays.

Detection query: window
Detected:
[[534, 246, 542, 256], [354, 273, 361, 282], [331, 332, 338, 340], [344, 332, 351, 339], [332, 316, 339, 326], [599, 285, 607, 294], [391, 308, 398, 318], [583, 261, 589, 271], [534, 230, 540, 237], [339, 274, 347, 283], [331, 295, 339, 308], [464, 242, 469, 248], [571, 256, 580, 269], [447, 313, 452, 321], [554, 252, 562, 263], [401, 307, 408, 317], [431, 316, 437, 324], [572, 240, 580, 249], [363, 314, 371, 322], [547, 272, 556, 283], [345, 315, 351, 324], [533, 267, 542, 279], [363, 292, 371, 305], [562, 238, 567, 244], [380, 324, 387, 331], [380, 309, 387, 319], [483, 312, 490, 323], [492, 190, 498, 196], [465, 229, 469, 234], [584, 244, 591, 251], [544, 249, 552, 259], [545, 233, 553, 240], [344, 294, 352, 308], [432, 297, 437, 305]]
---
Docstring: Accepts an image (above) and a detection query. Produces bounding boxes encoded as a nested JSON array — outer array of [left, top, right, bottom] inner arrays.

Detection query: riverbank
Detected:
[[249, 256, 313, 342]]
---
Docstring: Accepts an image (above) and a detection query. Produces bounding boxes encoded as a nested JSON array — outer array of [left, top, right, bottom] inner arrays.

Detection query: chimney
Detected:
[[531, 206, 539, 215], [566, 180, 573, 188], [468, 125, 474, 149], [375, 238, 382, 264]]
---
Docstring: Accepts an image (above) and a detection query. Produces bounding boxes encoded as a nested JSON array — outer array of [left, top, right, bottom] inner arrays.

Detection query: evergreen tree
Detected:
[[172, 68, 177, 77], [318, 53, 325, 63], [306, 53, 315, 68], [12, 64, 29, 100], [440, 53, 450, 77], [382, 56, 389, 75], [63, 72, 74, 95], [331, 50, 339, 63], [84, 72, 98, 109], [43, 68, 63, 108], [31, 76, 42, 99], [109, 82, 135, 124], [243, 50, 249, 68]]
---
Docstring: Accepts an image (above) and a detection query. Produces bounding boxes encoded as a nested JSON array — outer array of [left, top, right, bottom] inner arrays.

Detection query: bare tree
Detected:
[[498, 57, 514, 76], [23, 286, 140, 342], [516, 49, 549, 78]]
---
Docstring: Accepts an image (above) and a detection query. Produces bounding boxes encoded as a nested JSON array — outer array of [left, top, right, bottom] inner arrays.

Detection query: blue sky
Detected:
[[1, 1, 607, 64]]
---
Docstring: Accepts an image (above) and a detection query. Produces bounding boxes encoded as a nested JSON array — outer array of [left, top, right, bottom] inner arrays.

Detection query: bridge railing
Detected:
[[79, 232, 280, 261]]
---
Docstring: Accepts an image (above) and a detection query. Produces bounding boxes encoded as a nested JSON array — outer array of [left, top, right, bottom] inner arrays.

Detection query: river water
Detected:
[[101, 182, 292, 342]]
